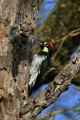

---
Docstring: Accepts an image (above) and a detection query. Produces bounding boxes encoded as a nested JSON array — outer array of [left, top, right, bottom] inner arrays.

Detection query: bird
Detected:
[[28, 41, 54, 93]]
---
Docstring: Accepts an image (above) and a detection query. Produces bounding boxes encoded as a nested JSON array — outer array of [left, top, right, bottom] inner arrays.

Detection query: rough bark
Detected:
[[0, 0, 80, 120], [21, 51, 80, 119], [0, 0, 42, 120]]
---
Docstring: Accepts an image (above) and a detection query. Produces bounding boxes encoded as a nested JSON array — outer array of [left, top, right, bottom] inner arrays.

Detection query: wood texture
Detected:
[[21, 51, 80, 119]]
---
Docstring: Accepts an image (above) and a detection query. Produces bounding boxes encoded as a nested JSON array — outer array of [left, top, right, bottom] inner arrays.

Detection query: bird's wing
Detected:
[[39, 55, 50, 80], [29, 54, 47, 87]]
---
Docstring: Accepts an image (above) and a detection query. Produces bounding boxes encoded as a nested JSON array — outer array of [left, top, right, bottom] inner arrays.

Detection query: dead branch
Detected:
[[20, 50, 80, 119]]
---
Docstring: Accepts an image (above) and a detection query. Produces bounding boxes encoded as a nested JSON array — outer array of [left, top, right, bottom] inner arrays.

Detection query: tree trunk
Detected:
[[0, 1, 80, 120], [0, 0, 41, 120]]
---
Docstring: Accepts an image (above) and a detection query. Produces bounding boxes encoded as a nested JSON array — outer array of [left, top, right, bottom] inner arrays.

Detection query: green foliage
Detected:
[[35, 0, 80, 82], [35, 0, 80, 63]]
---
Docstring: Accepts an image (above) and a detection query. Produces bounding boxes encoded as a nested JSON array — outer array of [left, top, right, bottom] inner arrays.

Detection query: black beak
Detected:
[[34, 40, 44, 48]]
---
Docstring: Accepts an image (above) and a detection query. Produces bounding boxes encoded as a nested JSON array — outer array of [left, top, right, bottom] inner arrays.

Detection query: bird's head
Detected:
[[34, 40, 54, 57], [42, 42, 54, 57]]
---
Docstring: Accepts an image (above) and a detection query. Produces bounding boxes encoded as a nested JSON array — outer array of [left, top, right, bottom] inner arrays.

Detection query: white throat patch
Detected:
[[42, 47, 48, 52]]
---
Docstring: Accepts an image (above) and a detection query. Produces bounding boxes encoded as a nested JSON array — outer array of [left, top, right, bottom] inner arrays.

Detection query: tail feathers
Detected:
[[29, 79, 36, 88], [28, 82, 35, 95], [28, 85, 32, 95], [28, 78, 36, 95], [28, 73, 38, 95]]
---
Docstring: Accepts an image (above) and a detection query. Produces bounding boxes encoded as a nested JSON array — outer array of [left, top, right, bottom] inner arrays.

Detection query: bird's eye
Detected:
[[44, 43, 49, 48], [45, 44, 49, 47]]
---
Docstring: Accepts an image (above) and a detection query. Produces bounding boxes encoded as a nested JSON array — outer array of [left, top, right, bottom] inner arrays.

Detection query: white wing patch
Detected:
[[29, 54, 47, 87]]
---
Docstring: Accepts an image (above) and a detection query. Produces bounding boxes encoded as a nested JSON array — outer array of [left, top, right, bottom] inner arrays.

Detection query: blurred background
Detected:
[[33, 0, 80, 120]]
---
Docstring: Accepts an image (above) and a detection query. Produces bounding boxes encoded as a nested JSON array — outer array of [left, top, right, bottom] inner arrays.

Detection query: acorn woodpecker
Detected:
[[28, 41, 54, 93]]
